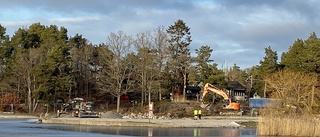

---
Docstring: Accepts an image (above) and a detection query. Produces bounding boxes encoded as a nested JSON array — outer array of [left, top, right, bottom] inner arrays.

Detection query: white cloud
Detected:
[[1, 0, 320, 69], [1, 21, 33, 27], [49, 16, 103, 23]]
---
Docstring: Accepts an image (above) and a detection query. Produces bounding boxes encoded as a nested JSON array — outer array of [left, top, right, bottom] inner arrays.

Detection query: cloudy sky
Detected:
[[1, 0, 320, 69]]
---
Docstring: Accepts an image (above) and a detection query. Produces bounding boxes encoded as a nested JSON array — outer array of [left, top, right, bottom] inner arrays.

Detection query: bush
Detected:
[[0, 93, 20, 111]]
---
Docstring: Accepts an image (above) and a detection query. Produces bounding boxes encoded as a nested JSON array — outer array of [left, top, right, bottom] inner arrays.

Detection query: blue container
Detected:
[[249, 98, 281, 108]]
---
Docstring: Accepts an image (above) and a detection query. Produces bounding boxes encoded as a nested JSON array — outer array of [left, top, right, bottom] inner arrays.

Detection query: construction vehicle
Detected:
[[200, 83, 242, 115], [57, 97, 100, 118]]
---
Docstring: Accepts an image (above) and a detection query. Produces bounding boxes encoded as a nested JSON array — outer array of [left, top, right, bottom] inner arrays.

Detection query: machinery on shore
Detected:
[[249, 97, 282, 116], [57, 97, 100, 118], [200, 83, 242, 115]]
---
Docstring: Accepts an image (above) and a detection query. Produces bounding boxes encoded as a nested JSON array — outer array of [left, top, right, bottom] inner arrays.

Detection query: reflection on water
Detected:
[[0, 119, 109, 137], [41, 124, 257, 137]]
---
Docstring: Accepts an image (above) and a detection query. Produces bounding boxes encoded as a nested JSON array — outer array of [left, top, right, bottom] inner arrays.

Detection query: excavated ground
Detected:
[[56, 100, 203, 119]]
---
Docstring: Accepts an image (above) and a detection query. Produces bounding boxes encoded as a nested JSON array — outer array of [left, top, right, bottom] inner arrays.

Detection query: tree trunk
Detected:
[[159, 91, 162, 101], [183, 67, 187, 98], [141, 91, 144, 107], [158, 80, 162, 101], [148, 82, 151, 103], [28, 88, 32, 113], [32, 100, 38, 112], [116, 94, 120, 113], [27, 72, 32, 114], [141, 70, 146, 108]]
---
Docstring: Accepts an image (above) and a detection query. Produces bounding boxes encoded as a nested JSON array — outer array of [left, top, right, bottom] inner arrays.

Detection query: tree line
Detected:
[[0, 20, 319, 114]]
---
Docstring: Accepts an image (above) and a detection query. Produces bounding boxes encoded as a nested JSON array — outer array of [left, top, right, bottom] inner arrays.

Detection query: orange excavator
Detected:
[[200, 83, 241, 114]]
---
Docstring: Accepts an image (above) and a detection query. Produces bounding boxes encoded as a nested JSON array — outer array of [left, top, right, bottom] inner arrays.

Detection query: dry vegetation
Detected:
[[0, 93, 20, 111], [257, 69, 320, 136], [257, 111, 320, 136], [172, 95, 186, 102]]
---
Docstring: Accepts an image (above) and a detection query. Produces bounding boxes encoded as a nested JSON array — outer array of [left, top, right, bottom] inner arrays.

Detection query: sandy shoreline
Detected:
[[40, 116, 258, 128], [0, 113, 38, 119]]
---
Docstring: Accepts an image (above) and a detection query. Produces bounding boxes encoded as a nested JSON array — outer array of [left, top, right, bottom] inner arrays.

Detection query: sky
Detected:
[[1, 0, 320, 69]]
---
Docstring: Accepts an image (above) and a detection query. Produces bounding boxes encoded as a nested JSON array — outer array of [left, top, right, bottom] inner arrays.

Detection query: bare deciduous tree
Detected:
[[11, 48, 41, 113], [264, 69, 319, 114], [98, 31, 133, 113], [153, 26, 169, 101], [133, 31, 158, 106]]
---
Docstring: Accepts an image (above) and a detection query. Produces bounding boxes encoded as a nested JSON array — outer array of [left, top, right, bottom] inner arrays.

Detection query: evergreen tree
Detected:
[[301, 32, 320, 73], [187, 65, 198, 86], [228, 63, 241, 81], [253, 46, 278, 97], [194, 45, 213, 83], [259, 46, 278, 76], [0, 24, 12, 74], [281, 39, 304, 71], [281, 32, 320, 74], [0, 24, 6, 44], [1, 23, 73, 112], [166, 19, 192, 98], [32, 25, 72, 104], [207, 63, 227, 88], [8, 24, 43, 113], [69, 34, 96, 100]]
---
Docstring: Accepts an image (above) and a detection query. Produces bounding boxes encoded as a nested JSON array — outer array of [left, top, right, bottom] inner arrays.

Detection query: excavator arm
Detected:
[[200, 83, 240, 111], [200, 83, 230, 100]]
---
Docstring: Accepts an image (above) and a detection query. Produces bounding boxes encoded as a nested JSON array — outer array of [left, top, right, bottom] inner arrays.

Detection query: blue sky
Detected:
[[1, 0, 320, 69]]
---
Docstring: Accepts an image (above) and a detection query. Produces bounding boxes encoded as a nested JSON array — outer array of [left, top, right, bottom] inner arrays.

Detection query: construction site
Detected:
[[44, 80, 279, 125], [37, 78, 319, 136]]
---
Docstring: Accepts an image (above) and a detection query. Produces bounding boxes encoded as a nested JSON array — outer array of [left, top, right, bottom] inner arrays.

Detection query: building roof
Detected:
[[227, 81, 246, 91], [186, 86, 201, 92]]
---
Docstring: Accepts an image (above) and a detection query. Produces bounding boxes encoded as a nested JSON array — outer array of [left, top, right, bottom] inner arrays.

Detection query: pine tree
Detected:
[[259, 46, 278, 77], [194, 45, 213, 83], [166, 19, 192, 98]]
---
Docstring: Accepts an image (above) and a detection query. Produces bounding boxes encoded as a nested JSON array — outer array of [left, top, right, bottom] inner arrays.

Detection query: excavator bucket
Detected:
[[200, 102, 211, 109]]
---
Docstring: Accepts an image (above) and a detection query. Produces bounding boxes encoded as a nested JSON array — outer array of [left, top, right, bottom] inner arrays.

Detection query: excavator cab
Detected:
[[222, 99, 229, 108], [71, 98, 84, 110]]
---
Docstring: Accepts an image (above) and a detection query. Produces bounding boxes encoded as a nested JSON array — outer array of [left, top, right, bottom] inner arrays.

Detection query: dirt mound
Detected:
[[113, 100, 203, 119], [153, 101, 202, 118], [100, 111, 122, 119]]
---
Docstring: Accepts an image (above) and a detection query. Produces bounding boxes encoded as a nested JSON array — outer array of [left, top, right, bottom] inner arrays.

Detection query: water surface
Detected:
[[0, 118, 257, 137]]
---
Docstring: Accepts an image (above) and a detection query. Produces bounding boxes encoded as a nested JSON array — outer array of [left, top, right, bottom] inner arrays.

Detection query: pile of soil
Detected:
[[153, 101, 202, 118]]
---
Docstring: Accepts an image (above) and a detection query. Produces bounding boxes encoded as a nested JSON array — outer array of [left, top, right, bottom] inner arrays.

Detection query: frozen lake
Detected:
[[0, 118, 257, 137]]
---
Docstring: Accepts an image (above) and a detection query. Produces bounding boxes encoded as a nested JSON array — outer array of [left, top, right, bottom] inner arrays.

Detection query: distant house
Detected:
[[185, 86, 201, 100], [226, 81, 247, 101], [185, 81, 247, 101]]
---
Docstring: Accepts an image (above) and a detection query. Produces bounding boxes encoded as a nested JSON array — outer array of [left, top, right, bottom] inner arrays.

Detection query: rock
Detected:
[[228, 121, 241, 127]]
